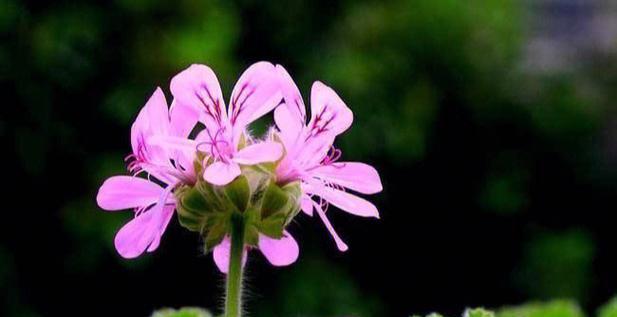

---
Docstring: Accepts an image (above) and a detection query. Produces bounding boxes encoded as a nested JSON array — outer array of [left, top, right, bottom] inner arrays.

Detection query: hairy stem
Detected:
[[225, 213, 245, 317]]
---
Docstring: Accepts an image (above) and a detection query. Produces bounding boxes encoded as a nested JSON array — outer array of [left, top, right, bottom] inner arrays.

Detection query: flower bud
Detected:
[[174, 165, 301, 251]]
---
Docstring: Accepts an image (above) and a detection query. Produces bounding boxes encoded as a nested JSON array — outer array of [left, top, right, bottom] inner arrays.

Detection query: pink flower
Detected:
[[273, 66, 383, 251], [96, 63, 299, 270], [154, 62, 284, 186], [212, 231, 299, 273], [96, 88, 197, 258]]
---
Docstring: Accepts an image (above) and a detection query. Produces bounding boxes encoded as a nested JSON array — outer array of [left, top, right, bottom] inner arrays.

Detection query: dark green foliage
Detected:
[[497, 300, 584, 317]]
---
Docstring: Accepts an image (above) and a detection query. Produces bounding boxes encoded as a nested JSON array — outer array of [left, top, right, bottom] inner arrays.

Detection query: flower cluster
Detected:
[[96, 62, 382, 272]]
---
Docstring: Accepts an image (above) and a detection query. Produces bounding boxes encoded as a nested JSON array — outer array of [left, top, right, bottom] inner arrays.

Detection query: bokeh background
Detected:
[[2, 0, 617, 316]]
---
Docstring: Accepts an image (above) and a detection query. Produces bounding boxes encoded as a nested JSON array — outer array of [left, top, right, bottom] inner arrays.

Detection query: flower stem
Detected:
[[225, 212, 245, 317]]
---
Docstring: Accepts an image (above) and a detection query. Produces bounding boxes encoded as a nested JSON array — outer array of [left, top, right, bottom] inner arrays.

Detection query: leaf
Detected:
[[151, 307, 212, 317], [496, 300, 583, 317], [465, 308, 495, 317], [598, 296, 617, 317]]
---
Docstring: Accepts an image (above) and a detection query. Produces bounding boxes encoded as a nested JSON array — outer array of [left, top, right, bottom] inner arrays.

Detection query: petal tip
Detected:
[[337, 241, 349, 252]]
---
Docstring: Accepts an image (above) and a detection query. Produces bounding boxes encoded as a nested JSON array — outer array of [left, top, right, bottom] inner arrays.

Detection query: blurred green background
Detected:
[[2, 0, 617, 316]]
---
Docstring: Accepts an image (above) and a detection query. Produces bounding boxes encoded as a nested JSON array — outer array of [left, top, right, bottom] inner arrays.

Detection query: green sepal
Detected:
[[260, 182, 290, 219], [204, 213, 229, 251], [281, 181, 302, 225], [224, 175, 250, 212], [257, 213, 286, 238], [180, 186, 210, 213], [243, 208, 261, 246], [176, 186, 211, 232], [174, 157, 303, 255], [244, 223, 260, 247]]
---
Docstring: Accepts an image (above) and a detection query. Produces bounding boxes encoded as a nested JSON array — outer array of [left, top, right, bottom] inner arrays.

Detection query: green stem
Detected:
[[225, 213, 245, 317]]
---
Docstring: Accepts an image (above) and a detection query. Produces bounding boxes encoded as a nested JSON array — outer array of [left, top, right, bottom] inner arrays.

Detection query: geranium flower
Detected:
[[158, 62, 284, 186], [96, 88, 197, 258], [273, 66, 383, 251]]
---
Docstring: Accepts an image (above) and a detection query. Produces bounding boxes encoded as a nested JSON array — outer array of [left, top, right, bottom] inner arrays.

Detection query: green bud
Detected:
[[174, 164, 302, 252]]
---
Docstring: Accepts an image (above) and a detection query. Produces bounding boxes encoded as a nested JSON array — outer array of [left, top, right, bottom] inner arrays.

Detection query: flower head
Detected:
[[96, 63, 303, 272], [156, 62, 284, 186], [273, 66, 383, 251], [95, 62, 382, 273], [97, 88, 197, 258]]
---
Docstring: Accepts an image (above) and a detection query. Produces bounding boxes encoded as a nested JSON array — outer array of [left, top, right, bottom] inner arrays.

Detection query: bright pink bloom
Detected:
[[97, 88, 197, 258], [97, 64, 299, 271], [154, 62, 284, 186], [274, 66, 383, 251], [213, 231, 299, 273]]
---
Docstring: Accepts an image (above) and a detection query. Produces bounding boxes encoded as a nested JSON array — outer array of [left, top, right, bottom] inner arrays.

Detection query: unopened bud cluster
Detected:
[[174, 154, 301, 251]]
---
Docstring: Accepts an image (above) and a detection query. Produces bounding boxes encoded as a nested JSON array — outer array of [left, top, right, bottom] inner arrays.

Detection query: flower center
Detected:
[[197, 127, 234, 163], [320, 146, 342, 166], [125, 133, 149, 174]]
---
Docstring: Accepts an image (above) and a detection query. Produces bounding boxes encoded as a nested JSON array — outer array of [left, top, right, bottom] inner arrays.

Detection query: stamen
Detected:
[[321, 146, 343, 166], [198, 127, 231, 164], [312, 200, 348, 251]]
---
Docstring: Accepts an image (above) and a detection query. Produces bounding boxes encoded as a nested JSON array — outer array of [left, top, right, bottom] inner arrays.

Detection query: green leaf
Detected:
[[496, 300, 583, 317], [151, 307, 212, 317], [466, 308, 495, 317], [598, 296, 617, 317]]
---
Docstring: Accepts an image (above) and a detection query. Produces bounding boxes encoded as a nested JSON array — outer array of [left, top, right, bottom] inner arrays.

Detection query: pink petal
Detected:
[[308, 81, 353, 137], [113, 205, 168, 259], [130, 88, 172, 165], [300, 194, 314, 216], [203, 161, 241, 186], [295, 132, 335, 168], [274, 65, 306, 147], [114, 211, 157, 259], [148, 133, 197, 147], [258, 231, 299, 266], [305, 182, 379, 218], [170, 64, 228, 135], [169, 100, 199, 138], [146, 134, 197, 175], [312, 200, 348, 251], [146, 204, 175, 252], [114, 182, 177, 258], [232, 141, 283, 165], [276, 65, 306, 119], [312, 162, 383, 194], [228, 62, 281, 129], [143, 88, 171, 137], [213, 237, 247, 274], [274, 105, 303, 151], [96, 176, 164, 211]]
